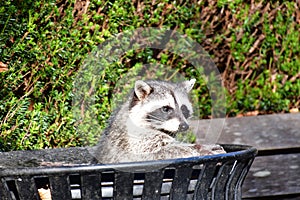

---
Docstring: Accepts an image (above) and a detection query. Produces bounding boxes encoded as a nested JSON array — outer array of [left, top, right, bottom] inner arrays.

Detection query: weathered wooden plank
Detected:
[[242, 154, 300, 198], [191, 113, 300, 199], [191, 113, 300, 150]]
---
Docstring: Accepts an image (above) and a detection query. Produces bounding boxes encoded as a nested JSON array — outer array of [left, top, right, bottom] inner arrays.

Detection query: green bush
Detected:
[[0, 0, 299, 151]]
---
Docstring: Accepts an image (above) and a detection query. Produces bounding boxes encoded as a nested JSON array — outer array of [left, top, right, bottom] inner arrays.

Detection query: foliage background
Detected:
[[0, 0, 299, 151]]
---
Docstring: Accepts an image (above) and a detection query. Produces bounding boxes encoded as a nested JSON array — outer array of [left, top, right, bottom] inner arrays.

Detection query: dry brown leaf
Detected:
[[290, 108, 299, 113], [245, 111, 259, 116], [236, 111, 260, 117], [0, 62, 8, 72], [236, 113, 244, 118]]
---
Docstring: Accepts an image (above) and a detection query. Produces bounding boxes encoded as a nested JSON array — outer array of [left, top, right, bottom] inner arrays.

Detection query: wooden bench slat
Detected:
[[191, 113, 300, 199], [191, 113, 300, 150], [242, 154, 300, 198]]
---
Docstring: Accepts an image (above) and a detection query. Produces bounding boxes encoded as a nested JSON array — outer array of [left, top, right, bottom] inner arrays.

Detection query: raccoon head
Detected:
[[128, 79, 195, 136]]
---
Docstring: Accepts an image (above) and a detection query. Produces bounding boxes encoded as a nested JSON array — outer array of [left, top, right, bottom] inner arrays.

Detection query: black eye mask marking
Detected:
[[181, 105, 190, 119], [147, 106, 175, 122]]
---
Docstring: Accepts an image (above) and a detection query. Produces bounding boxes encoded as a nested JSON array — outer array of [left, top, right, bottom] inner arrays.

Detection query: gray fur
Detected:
[[94, 79, 225, 163]]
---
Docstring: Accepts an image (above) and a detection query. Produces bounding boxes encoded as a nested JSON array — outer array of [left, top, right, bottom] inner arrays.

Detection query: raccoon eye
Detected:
[[161, 106, 173, 114]]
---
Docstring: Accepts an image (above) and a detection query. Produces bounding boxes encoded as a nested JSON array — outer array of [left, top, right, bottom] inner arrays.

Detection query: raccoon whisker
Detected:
[[145, 115, 164, 122], [145, 118, 158, 122], [144, 119, 163, 125], [146, 114, 163, 120]]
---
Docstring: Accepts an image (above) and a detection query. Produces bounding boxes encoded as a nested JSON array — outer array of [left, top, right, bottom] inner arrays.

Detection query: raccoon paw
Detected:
[[194, 144, 226, 155]]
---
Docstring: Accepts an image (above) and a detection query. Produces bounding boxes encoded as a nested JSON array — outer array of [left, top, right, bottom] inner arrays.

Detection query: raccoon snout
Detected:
[[178, 122, 189, 132]]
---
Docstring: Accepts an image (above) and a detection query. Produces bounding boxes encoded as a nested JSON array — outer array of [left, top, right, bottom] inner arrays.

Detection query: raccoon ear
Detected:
[[182, 79, 196, 93], [134, 80, 152, 100]]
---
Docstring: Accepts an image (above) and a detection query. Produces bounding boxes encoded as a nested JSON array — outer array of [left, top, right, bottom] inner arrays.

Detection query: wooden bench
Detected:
[[192, 113, 300, 199]]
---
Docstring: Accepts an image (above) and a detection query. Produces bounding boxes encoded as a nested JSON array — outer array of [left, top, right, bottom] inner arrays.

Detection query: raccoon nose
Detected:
[[179, 122, 189, 132]]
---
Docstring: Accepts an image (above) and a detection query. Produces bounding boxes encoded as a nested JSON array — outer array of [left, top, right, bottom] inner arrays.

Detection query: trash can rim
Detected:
[[0, 144, 257, 177]]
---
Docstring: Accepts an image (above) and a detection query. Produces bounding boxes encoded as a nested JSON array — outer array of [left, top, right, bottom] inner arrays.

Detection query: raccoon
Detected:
[[94, 79, 225, 163]]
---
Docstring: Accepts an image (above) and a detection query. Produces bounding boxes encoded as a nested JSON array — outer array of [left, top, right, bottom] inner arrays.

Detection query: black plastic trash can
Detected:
[[0, 144, 257, 200]]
